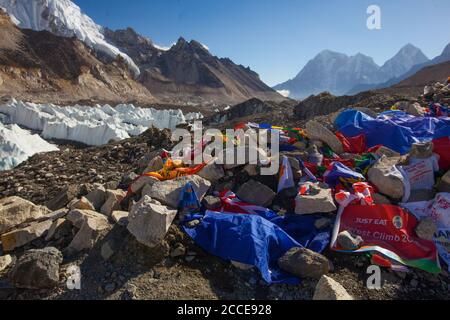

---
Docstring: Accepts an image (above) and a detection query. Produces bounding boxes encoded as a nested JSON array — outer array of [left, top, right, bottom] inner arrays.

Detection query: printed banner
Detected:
[[331, 204, 441, 273]]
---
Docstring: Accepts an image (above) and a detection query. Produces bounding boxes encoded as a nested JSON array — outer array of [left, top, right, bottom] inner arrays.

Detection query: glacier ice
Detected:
[[0, 0, 140, 76], [0, 99, 203, 147], [0, 121, 59, 171]]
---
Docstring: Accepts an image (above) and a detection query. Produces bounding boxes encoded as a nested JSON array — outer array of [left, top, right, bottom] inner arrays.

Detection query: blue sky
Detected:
[[73, 0, 450, 86]]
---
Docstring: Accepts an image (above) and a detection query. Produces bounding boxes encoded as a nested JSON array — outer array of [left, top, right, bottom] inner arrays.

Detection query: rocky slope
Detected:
[[0, 0, 140, 76], [105, 28, 285, 106], [0, 10, 155, 106]]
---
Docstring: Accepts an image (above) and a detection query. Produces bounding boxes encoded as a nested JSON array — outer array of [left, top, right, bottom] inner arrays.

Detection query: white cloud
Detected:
[[277, 89, 290, 97]]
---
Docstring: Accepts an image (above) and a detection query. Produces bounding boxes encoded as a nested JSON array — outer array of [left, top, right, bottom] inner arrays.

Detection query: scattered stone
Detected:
[[337, 231, 364, 250], [313, 275, 354, 300], [1, 220, 53, 252], [306, 120, 344, 154], [236, 180, 276, 207], [170, 244, 186, 258], [142, 175, 211, 208], [368, 156, 404, 199], [69, 197, 95, 211], [45, 185, 80, 211], [0, 255, 13, 272], [111, 211, 129, 227], [415, 218, 437, 241], [0, 196, 49, 235], [8, 247, 63, 289], [100, 189, 126, 216], [198, 162, 225, 182], [295, 182, 337, 215], [203, 196, 222, 211], [127, 196, 177, 248], [278, 247, 331, 279], [85, 185, 107, 211]]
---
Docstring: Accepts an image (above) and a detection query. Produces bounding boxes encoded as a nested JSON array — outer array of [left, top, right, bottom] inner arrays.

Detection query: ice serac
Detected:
[[0, 0, 140, 76], [0, 99, 202, 147], [0, 121, 59, 171]]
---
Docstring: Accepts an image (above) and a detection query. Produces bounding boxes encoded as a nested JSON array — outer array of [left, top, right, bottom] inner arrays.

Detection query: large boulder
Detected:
[[306, 121, 343, 154], [0, 196, 50, 235], [1, 220, 53, 252], [313, 275, 354, 300], [295, 182, 337, 215], [278, 247, 331, 279], [197, 162, 225, 182], [45, 185, 80, 211], [8, 247, 63, 289], [236, 180, 276, 207], [67, 210, 110, 252], [127, 196, 177, 248], [85, 185, 107, 211], [142, 175, 211, 208], [69, 197, 95, 211], [368, 156, 404, 200], [100, 189, 126, 216]]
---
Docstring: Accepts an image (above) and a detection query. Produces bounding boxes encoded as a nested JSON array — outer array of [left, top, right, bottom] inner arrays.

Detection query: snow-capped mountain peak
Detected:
[[0, 0, 140, 76]]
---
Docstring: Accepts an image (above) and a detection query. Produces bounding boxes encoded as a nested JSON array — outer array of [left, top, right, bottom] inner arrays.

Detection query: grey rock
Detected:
[[1, 220, 53, 252], [142, 175, 211, 208], [278, 247, 330, 279], [337, 231, 364, 250], [295, 182, 337, 215], [8, 247, 63, 289], [368, 156, 404, 199], [85, 185, 107, 211], [127, 196, 177, 248], [415, 218, 437, 241], [198, 162, 225, 182], [306, 120, 343, 154], [0, 196, 50, 235], [45, 185, 80, 211], [203, 196, 222, 211], [236, 180, 276, 207], [313, 275, 354, 300]]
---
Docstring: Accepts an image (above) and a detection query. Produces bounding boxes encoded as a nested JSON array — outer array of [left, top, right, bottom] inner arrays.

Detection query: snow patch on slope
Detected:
[[0, 121, 59, 171], [0, 99, 203, 147], [0, 0, 140, 76]]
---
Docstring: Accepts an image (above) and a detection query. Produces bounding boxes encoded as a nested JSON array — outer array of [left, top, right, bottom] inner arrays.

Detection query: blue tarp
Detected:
[[334, 110, 450, 155], [183, 212, 330, 284]]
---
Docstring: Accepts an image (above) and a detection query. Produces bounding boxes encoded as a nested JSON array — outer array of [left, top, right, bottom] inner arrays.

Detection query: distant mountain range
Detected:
[[0, 0, 283, 106], [274, 43, 449, 99]]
